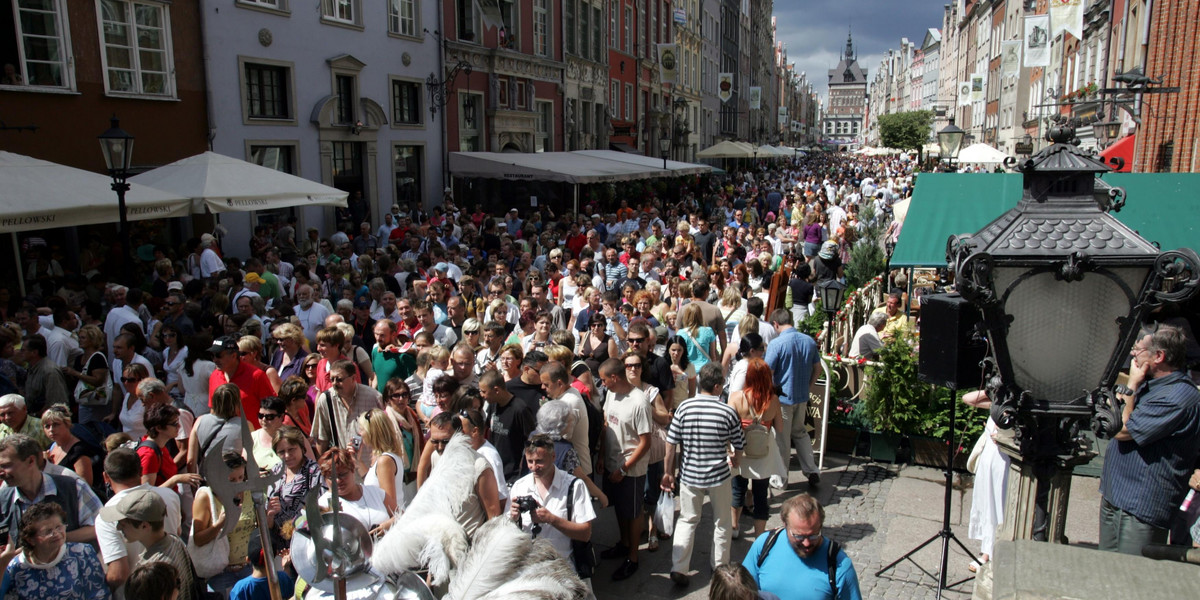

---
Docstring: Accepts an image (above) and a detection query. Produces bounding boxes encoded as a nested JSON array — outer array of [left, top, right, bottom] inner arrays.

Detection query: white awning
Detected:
[[449, 151, 668, 184], [0, 151, 191, 233], [957, 143, 1008, 165], [571, 150, 713, 176], [131, 151, 348, 214]]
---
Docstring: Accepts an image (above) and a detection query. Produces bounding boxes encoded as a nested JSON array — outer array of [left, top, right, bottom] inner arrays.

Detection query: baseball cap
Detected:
[[354, 298, 371, 309], [99, 488, 166, 523], [166, 281, 184, 292], [819, 241, 838, 260], [209, 336, 239, 355], [244, 272, 266, 285], [432, 262, 450, 273]]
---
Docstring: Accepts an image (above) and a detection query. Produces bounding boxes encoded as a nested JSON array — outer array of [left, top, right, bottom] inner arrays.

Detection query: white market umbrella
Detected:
[[956, 143, 1008, 165], [131, 151, 348, 214], [0, 151, 190, 233], [697, 140, 755, 159]]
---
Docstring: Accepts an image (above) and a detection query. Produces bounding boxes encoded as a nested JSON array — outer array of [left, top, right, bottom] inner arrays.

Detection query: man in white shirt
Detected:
[[198, 233, 225, 279], [538, 363, 590, 477], [412, 300, 457, 349], [508, 434, 595, 572], [849, 311, 887, 360], [103, 286, 143, 362], [293, 284, 331, 344], [96, 447, 182, 599]]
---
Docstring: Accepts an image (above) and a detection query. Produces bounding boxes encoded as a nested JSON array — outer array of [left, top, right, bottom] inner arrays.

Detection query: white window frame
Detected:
[[390, 76, 424, 127], [610, 79, 619, 117], [535, 100, 553, 152], [3, 0, 75, 91], [321, 0, 362, 27], [533, 0, 548, 57], [624, 83, 633, 120], [624, 6, 633, 54], [389, 0, 419, 37], [239, 56, 297, 125], [609, 2, 618, 49], [96, 0, 175, 98], [236, 0, 289, 15]]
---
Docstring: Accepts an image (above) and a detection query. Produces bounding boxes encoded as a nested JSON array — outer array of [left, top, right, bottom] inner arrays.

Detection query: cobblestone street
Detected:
[[591, 450, 1103, 600]]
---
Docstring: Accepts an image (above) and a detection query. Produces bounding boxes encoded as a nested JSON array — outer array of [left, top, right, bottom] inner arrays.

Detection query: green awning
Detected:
[[889, 173, 1200, 268]]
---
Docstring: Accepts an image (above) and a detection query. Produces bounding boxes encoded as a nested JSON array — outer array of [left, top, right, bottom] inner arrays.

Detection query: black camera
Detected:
[[514, 495, 539, 513]]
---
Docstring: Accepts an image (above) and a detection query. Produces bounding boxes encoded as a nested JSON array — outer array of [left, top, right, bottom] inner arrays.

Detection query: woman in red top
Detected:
[[138, 403, 181, 486], [727, 358, 785, 538]]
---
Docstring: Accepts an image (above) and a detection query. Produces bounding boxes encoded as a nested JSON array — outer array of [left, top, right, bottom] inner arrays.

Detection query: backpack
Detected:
[[742, 404, 771, 459], [136, 439, 170, 485], [756, 527, 840, 597]]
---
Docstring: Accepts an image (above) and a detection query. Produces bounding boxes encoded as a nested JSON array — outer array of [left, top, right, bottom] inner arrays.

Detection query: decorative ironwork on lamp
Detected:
[[98, 116, 135, 286], [947, 126, 1200, 458]]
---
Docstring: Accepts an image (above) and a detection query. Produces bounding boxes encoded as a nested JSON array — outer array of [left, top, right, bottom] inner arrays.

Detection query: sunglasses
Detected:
[[258, 412, 281, 421], [627, 336, 646, 343], [390, 391, 411, 399], [430, 438, 450, 448], [625, 363, 642, 369], [329, 376, 348, 383]]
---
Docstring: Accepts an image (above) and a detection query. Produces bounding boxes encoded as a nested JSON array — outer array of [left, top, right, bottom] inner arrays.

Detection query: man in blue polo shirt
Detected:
[[764, 308, 822, 488], [1100, 324, 1200, 554], [743, 493, 861, 600]]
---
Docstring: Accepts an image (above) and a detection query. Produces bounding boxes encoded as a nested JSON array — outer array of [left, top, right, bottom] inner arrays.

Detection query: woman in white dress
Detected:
[[728, 357, 786, 539], [179, 336, 216, 417], [356, 408, 407, 513], [964, 390, 1009, 570]]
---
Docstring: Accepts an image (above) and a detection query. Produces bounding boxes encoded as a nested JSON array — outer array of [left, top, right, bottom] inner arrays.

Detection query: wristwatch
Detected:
[[1113, 384, 1135, 397]]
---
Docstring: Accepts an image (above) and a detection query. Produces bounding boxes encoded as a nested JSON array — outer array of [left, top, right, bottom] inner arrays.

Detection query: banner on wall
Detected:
[[718, 73, 734, 103], [657, 44, 679, 84], [970, 73, 985, 103], [1051, 0, 1084, 40], [749, 86, 762, 110], [477, 0, 504, 30], [1001, 40, 1021, 76], [1023, 14, 1051, 67], [958, 82, 972, 106]]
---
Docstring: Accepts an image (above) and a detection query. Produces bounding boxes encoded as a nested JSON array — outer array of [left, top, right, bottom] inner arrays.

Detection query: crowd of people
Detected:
[[9, 146, 1190, 600]]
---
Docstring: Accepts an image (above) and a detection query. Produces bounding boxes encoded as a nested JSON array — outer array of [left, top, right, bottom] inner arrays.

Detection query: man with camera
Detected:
[[508, 434, 596, 576]]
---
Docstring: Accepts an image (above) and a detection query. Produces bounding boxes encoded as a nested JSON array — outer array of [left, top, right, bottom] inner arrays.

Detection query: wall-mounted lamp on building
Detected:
[[464, 100, 477, 128], [350, 120, 364, 135]]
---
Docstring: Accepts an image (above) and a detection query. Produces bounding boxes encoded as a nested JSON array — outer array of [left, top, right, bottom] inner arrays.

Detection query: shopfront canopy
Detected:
[[130, 151, 348, 214], [1099, 134, 1134, 173], [0, 151, 191, 233], [572, 150, 713, 176], [449, 151, 673, 184], [889, 173, 1200, 268]]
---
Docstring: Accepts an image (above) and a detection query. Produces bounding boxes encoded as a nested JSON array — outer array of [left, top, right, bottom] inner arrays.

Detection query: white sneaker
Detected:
[[768, 475, 786, 489]]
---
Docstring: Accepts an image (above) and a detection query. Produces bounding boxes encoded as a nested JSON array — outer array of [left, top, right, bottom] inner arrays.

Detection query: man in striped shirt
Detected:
[[661, 363, 746, 587]]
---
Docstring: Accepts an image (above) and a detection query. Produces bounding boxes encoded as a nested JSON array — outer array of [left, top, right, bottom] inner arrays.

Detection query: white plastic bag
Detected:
[[653, 492, 676, 538]]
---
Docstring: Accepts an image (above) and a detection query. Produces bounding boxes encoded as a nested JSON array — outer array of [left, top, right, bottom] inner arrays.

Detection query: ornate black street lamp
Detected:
[[937, 117, 965, 171], [818, 278, 846, 349], [98, 116, 135, 286], [947, 126, 1200, 539]]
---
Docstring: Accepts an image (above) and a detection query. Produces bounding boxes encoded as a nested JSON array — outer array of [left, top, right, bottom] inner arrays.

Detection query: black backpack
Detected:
[[756, 527, 841, 597]]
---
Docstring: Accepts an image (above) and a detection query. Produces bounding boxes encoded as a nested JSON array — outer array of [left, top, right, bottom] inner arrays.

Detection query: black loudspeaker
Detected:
[[918, 293, 988, 389]]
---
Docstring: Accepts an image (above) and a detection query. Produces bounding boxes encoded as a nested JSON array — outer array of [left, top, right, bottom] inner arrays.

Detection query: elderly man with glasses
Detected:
[[311, 359, 383, 458]]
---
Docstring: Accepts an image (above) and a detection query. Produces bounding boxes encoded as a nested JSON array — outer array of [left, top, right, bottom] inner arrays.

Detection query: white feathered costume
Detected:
[[372, 433, 588, 600]]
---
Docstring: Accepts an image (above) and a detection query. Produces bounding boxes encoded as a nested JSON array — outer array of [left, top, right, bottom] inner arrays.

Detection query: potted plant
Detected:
[[907, 387, 988, 470], [861, 331, 927, 462]]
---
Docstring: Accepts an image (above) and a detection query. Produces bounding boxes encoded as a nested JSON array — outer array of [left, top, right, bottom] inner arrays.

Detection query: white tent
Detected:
[[449, 151, 656, 184], [571, 150, 713, 176], [130, 151, 348, 214], [0, 151, 191, 233], [956, 143, 1008, 165], [697, 140, 755, 159]]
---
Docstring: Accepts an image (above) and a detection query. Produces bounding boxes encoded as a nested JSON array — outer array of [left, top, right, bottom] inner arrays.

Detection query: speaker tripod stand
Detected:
[[874, 383, 979, 599]]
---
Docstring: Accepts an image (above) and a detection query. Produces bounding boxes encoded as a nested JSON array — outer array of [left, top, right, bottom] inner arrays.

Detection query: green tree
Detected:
[[878, 110, 934, 162]]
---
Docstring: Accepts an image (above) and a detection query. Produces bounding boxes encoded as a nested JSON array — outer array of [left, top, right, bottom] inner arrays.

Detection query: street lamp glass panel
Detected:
[[993, 265, 1149, 405], [659, 137, 671, 155], [818, 279, 846, 315], [937, 120, 965, 160], [98, 117, 135, 173]]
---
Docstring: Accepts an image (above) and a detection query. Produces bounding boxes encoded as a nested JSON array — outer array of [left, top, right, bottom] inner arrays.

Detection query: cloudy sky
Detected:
[[773, 0, 949, 101]]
